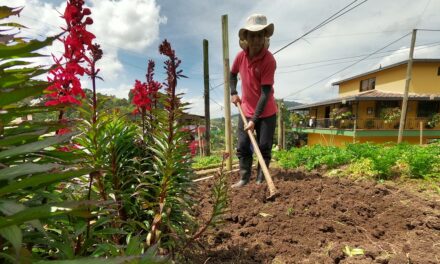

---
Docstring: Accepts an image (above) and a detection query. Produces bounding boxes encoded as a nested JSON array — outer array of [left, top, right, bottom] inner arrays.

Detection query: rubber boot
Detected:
[[256, 158, 271, 184], [231, 156, 253, 188]]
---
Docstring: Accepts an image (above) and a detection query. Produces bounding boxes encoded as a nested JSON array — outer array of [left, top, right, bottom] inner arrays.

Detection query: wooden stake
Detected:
[[222, 15, 232, 170], [203, 39, 211, 156], [277, 100, 283, 149]]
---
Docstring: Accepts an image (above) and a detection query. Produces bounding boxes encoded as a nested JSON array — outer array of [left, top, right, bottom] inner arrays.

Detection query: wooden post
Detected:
[[282, 122, 286, 150], [353, 119, 357, 143], [203, 39, 211, 156], [197, 126, 203, 157], [277, 100, 283, 149], [222, 15, 232, 170], [354, 102, 358, 143], [398, 29, 417, 143], [420, 121, 423, 145]]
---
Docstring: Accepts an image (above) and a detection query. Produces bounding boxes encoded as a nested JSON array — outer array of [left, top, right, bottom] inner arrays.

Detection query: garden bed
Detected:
[[185, 168, 440, 263]]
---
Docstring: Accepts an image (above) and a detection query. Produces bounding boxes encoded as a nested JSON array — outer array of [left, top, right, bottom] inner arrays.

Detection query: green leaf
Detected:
[[0, 200, 99, 229], [0, 132, 73, 159], [1, 52, 47, 60], [0, 22, 27, 29], [0, 129, 47, 147], [0, 6, 23, 20], [0, 225, 22, 255], [93, 228, 128, 236], [0, 168, 89, 196], [0, 200, 44, 231], [0, 163, 60, 181], [126, 235, 142, 255], [0, 81, 48, 107], [0, 200, 25, 215], [2, 120, 67, 136], [0, 35, 57, 58], [0, 60, 32, 70]]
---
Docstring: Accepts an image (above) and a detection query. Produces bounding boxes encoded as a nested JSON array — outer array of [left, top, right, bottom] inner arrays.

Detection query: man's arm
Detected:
[[230, 72, 240, 105], [230, 72, 238, 95], [251, 85, 271, 123]]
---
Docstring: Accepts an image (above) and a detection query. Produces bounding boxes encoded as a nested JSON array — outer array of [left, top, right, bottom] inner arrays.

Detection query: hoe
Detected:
[[237, 102, 278, 199]]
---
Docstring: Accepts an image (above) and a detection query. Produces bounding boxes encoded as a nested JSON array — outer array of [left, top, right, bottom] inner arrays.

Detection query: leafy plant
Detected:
[[290, 112, 306, 126], [330, 107, 352, 121], [344, 158, 379, 180], [380, 107, 401, 124], [427, 113, 440, 128], [0, 5, 92, 262], [275, 142, 440, 180], [343, 246, 365, 257]]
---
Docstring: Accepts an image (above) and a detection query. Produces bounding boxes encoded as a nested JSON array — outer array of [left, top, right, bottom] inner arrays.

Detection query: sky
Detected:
[[6, 0, 440, 118]]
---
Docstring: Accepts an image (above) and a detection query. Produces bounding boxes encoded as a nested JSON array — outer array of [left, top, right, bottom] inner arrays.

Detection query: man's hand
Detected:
[[244, 120, 255, 132], [231, 94, 241, 106]]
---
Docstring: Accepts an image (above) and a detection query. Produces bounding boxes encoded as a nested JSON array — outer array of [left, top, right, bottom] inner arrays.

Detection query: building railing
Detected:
[[294, 118, 439, 130]]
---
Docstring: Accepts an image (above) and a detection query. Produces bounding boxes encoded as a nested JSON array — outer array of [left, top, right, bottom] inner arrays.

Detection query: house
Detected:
[[180, 113, 207, 156], [290, 59, 440, 146]]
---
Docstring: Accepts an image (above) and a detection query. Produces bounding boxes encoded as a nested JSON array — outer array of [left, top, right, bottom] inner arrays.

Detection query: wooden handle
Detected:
[[236, 102, 277, 196]]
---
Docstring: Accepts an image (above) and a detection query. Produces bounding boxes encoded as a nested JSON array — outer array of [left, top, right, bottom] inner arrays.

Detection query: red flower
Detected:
[[130, 60, 162, 112], [46, 0, 96, 107]]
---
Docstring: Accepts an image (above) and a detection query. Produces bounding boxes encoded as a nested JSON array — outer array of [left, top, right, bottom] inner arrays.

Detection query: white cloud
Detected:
[[98, 83, 132, 99], [89, 0, 166, 52], [6, 0, 165, 90]]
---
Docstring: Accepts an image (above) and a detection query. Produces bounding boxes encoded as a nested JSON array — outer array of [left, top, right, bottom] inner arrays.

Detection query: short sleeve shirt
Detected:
[[231, 48, 277, 118]]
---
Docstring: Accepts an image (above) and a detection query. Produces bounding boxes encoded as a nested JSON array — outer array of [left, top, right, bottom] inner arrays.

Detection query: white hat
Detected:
[[239, 14, 274, 41]]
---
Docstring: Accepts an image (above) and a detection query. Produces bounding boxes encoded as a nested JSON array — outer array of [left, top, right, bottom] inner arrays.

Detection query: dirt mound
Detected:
[[185, 168, 440, 263]]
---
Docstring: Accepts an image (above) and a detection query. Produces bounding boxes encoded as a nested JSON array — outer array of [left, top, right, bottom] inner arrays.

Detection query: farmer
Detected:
[[230, 14, 277, 187]]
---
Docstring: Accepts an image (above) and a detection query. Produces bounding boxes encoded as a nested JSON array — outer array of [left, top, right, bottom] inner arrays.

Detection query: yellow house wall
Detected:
[[412, 62, 440, 94], [355, 101, 376, 120], [337, 63, 440, 96]]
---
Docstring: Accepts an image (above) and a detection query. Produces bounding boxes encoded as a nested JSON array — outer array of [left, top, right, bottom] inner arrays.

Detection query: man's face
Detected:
[[246, 30, 265, 51]]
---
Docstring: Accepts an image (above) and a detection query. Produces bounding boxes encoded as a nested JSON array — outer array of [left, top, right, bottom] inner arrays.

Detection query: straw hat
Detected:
[[238, 14, 274, 41]]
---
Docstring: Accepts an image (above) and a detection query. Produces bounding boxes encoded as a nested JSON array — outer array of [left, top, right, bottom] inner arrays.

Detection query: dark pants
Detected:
[[237, 114, 277, 161]]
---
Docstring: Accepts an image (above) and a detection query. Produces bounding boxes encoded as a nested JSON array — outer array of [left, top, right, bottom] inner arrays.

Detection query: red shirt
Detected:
[[231, 48, 277, 118]]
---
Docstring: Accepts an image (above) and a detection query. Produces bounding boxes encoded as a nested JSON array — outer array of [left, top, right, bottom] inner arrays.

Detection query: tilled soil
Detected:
[[184, 168, 440, 264]]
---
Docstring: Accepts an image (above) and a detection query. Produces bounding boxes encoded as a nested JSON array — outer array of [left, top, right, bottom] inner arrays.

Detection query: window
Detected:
[[360, 77, 376, 92], [417, 101, 440, 117], [437, 67, 440, 76]]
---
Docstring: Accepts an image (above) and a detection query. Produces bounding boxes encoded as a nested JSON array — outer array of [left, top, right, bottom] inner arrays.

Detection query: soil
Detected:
[[184, 168, 440, 264]]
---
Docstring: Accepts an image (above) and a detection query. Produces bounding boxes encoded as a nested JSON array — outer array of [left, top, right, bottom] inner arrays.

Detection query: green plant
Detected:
[[380, 107, 401, 124], [192, 155, 223, 169], [286, 207, 294, 217], [330, 107, 352, 121], [343, 158, 379, 180], [290, 112, 305, 126], [427, 113, 440, 128], [343, 246, 365, 257], [0, 6, 93, 262]]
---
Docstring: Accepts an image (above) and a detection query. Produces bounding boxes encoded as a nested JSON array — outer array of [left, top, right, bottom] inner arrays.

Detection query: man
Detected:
[[230, 14, 277, 187]]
